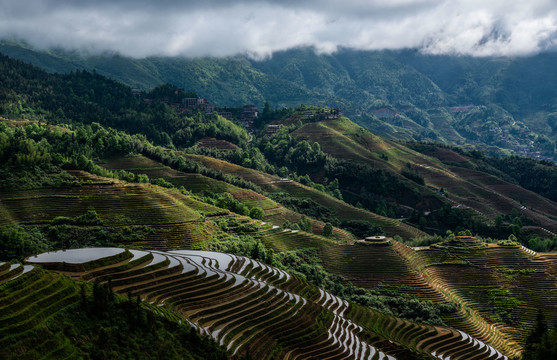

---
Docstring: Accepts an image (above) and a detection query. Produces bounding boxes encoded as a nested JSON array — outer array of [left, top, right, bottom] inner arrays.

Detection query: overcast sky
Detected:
[[1, 0, 557, 58]]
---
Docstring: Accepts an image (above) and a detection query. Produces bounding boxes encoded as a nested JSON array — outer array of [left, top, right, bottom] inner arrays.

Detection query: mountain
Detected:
[[284, 115, 557, 235], [2, 41, 557, 160], [2, 52, 557, 359]]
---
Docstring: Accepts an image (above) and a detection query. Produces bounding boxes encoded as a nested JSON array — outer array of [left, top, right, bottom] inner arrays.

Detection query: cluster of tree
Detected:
[[325, 158, 421, 210], [0, 55, 248, 150], [407, 203, 535, 240], [253, 101, 295, 128], [526, 236, 557, 253], [268, 193, 340, 225], [146, 83, 197, 103], [485, 156, 557, 202], [202, 192, 265, 220], [281, 215, 314, 233], [212, 217, 260, 234], [256, 129, 327, 173], [400, 162, 425, 185], [339, 220, 384, 239], [521, 311, 557, 360]]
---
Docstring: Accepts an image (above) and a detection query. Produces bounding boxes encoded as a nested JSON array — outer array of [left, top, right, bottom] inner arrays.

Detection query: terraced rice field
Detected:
[[197, 138, 240, 150], [102, 155, 355, 241], [102, 155, 241, 193], [411, 152, 557, 232], [429, 247, 557, 345], [103, 156, 282, 213], [388, 237, 557, 357], [319, 242, 445, 303], [262, 234, 557, 358], [0, 265, 80, 358], [0, 171, 226, 250], [293, 120, 383, 164], [14, 247, 509, 359], [0, 183, 207, 226], [176, 153, 425, 240], [259, 227, 336, 252], [293, 118, 557, 233]]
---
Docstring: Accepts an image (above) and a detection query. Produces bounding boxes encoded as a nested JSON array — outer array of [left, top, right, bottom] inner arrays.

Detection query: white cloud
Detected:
[[0, 0, 556, 58]]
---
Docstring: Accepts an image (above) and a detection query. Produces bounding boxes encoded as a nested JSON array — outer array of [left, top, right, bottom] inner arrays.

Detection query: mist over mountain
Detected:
[[2, 0, 556, 58]]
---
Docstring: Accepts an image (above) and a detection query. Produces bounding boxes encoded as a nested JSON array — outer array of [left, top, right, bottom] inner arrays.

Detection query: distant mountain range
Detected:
[[2, 40, 557, 160]]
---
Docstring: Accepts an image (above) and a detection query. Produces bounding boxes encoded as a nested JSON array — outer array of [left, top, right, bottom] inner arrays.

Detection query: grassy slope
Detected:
[[100, 154, 354, 242], [176, 152, 425, 239], [292, 117, 557, 232], [0, 170, 226, 250]]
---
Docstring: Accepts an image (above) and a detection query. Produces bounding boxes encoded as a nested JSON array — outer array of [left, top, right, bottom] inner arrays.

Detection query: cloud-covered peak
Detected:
[[1, 0, 556, 58]]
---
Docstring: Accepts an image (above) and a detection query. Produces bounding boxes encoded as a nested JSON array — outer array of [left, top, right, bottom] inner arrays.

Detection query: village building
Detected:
[[266, 124, 282, 134], [240, 105, 259, 129], [199, 102, 215, 114], [218, 112, 233, 121], [182, 97, 215, 114], [182, 97, 206, 108], [240, 105, 259, 120], [315, 108, 342, 120]]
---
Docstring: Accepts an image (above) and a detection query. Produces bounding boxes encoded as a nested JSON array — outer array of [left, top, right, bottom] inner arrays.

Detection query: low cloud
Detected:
[[1, 0, 556, 58]]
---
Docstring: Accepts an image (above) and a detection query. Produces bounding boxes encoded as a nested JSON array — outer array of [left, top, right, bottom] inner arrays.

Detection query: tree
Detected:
[[457, 229, 472, 236], [525, 310, 547, 353], [298, 215, 313, 233], [322, 223, 333, 237], [249, 207, 265, 220]]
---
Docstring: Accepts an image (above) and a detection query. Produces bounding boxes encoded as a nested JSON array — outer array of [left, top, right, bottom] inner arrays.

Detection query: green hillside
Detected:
[[176, 152, 425, 239], [99, 154, 355, 241], [2, 42, 557, 160], [279, 114, 557, 236], [3, 52, 557, 359]]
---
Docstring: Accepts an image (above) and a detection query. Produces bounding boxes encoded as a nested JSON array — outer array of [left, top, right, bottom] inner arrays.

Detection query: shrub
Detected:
[[249, 207, 264, 220]]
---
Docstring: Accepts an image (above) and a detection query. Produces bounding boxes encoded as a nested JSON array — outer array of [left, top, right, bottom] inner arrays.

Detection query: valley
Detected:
[[1, 49, 557, 360]]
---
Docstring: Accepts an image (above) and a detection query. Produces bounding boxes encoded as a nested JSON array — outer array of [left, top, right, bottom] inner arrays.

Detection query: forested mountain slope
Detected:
[[2, 41, 557, 160]]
